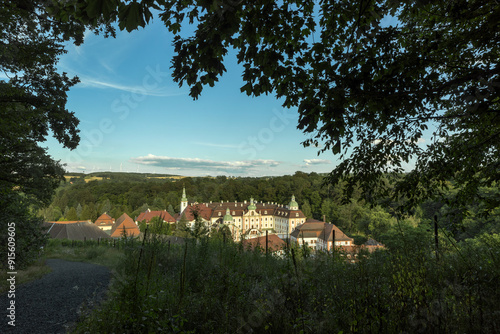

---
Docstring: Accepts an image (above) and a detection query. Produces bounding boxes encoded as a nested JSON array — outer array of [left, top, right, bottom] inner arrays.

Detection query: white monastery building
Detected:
[[177, 187, 306, 241]]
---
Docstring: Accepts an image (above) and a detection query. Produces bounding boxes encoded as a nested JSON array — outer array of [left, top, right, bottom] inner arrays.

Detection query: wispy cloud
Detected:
[[130, 154, 280, 174], [77, 76, 185, 97], [304, 159, 331, 166], [64, 164, 87, 172]]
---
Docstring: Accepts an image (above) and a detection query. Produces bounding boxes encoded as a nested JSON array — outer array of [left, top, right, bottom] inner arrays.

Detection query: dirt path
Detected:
[[1, 259, 110, 333]]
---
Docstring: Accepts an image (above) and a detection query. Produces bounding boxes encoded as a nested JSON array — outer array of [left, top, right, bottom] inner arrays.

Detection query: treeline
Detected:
[[39, 172, 500, 242]]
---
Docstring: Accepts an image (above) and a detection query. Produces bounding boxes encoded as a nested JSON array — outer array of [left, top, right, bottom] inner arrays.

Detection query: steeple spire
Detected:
[[182, 186, 187, 201], [180, 186, 188, 214], [289, 194, 299, 210]]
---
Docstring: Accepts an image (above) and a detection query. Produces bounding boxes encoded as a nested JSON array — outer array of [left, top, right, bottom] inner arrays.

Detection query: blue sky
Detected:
[[44, 18, 336, 177], [44, 14, 427, 177]]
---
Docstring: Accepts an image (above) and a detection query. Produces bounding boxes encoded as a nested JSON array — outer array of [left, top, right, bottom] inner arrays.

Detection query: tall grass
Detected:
[[74, 232, 500, 333], [43, 239, 125, 268]]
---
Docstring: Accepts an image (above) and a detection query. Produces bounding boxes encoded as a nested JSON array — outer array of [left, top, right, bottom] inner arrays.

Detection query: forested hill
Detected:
[[40, 172, 500, 242]]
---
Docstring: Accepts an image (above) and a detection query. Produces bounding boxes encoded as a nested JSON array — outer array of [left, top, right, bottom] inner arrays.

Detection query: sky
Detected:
[[43, 13, 426, 177], [42, 18, 336, 177]]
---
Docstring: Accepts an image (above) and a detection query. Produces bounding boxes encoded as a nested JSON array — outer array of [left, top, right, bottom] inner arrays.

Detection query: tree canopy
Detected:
[[1, 0, 83, 205], [60, 0, 499, 211], [0, 0, 113, 267]]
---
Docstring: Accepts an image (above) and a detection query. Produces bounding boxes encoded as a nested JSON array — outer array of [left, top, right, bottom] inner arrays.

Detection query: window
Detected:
[[218, 212, 221, 216], [296, 213, 299, 217], [265, 210, 267, 214], [232, 211, 235, 215]]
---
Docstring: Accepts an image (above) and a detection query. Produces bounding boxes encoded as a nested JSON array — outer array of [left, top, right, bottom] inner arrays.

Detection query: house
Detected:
[[110, 213, 141, 238], [290, 219, 354, 251], [178, 188, 307, 241], [136, 209, 175, 224], [43, 221, 111, 241], [94, 213, 115, 232], [241, 234, 286, 255]]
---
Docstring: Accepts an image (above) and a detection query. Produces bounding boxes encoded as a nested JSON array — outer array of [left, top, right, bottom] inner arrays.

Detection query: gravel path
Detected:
[[1, 259, 111, 334]]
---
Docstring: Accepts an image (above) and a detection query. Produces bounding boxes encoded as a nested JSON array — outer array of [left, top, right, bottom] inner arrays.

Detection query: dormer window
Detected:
[[218, 212, 221, 216], [264, 210, 267, 214], [296, 213, 299, 217]]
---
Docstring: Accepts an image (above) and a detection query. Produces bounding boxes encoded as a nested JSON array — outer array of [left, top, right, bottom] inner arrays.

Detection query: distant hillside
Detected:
[[41, 171, 499, 243]]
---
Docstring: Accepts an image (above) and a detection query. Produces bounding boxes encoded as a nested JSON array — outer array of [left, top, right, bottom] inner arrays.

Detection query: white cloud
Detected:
[[304, 159, 331, 166], [64, 164, 86, 172], [130, 154, 280, 174]]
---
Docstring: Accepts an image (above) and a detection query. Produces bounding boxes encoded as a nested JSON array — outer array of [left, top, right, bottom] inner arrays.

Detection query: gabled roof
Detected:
[[111, 213, 140, 238], [320, 224, 354, 242], [43, 221, 111, 241], [291, 221, 353, 242], [180, 204, 213, 221], [95, 213, 114, 226], [242, 234, 285, 252], [115, 213, 133, 226], [136, 210, 175, 223]]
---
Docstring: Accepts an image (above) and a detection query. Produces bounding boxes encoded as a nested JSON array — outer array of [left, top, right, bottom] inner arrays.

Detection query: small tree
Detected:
[[189, 208, 209, 240], [76, 203, 82, 219], [66, 207, 78, 221]]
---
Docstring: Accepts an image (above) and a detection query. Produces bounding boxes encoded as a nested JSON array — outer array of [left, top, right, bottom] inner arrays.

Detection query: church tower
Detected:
[[223, 207, 233, 224], [180, 186, 188, 214], [288, 195, 299, 210]]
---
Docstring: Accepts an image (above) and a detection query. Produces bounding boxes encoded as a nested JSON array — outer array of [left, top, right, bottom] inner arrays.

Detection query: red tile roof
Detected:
[[181, 204, 213, 221], [195, 201, 307, 220], [136, 210, 175, 223], [94, 213, 115, 226], [110, 213, 140, 238], [242, 234, 285, 252]]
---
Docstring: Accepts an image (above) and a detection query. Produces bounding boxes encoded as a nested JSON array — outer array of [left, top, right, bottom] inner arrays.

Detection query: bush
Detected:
[[74, 233, 500, 333]]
